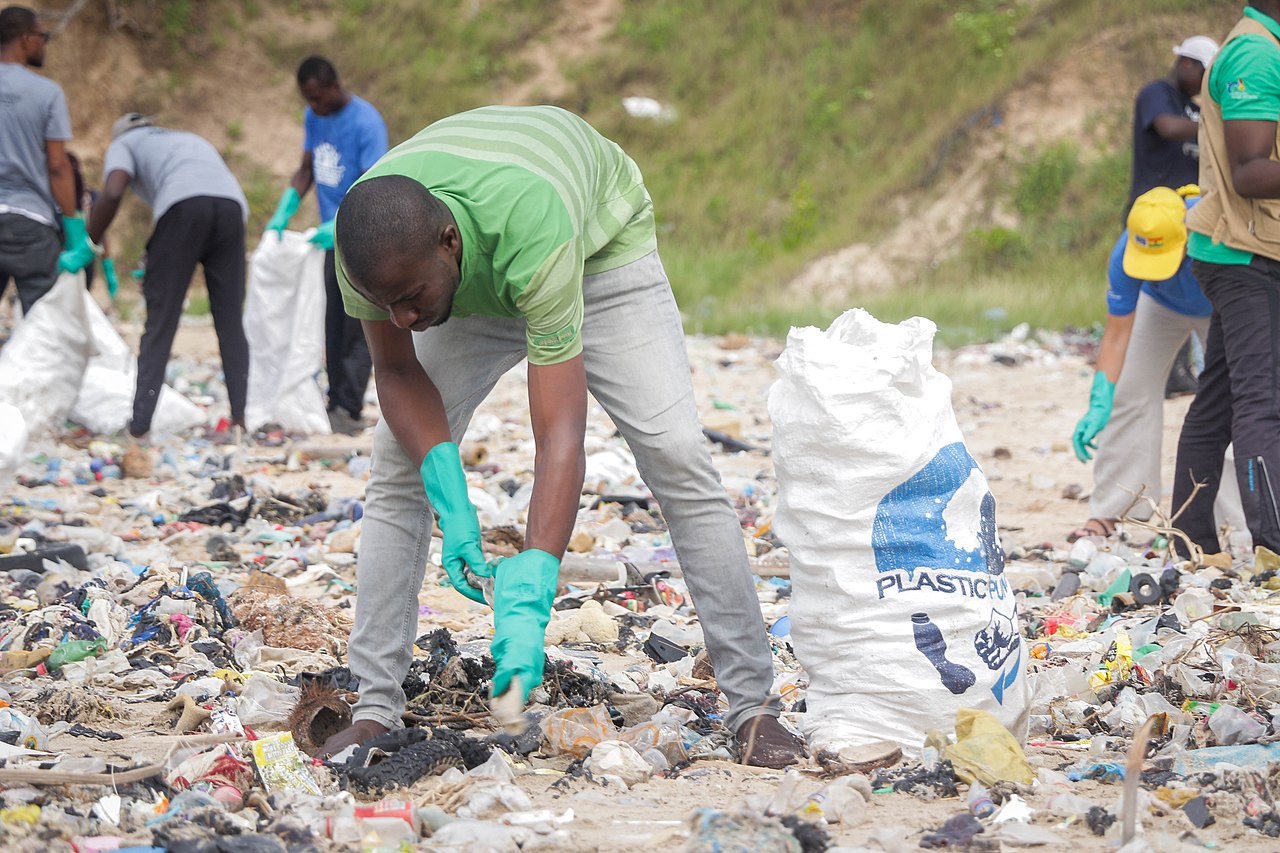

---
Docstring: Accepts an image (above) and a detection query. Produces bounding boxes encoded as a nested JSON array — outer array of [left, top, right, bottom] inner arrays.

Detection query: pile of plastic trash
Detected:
[[0, 320, 1278, 852]]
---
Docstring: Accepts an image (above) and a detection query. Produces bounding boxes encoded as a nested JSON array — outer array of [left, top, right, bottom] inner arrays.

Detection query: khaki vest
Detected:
[[1187, 14, 1280, 259]]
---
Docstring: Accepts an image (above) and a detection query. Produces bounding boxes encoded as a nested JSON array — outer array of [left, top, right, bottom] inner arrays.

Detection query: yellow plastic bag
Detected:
[[943, 708, 1034, 786]]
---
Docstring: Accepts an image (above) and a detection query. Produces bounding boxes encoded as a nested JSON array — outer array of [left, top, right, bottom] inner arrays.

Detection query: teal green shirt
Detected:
[[1188, 6, 1280, 265], [336, 106, 657, 365]]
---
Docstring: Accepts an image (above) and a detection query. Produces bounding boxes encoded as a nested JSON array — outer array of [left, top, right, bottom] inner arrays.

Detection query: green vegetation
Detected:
[[252, 0, 1233, 339]]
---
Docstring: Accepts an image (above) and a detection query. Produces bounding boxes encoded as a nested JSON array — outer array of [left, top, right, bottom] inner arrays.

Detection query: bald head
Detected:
[[336, 175, 455, 299]]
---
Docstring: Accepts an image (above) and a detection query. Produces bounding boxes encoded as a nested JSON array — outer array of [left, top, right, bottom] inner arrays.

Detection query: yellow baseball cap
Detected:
[[1123, 186, 1187, 281]]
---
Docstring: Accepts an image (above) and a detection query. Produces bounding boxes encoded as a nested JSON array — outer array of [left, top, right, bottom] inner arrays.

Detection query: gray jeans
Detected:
[[1090, 292, 1244, 530], [0, 213, 59, 315], [348, 251, 779, 731]]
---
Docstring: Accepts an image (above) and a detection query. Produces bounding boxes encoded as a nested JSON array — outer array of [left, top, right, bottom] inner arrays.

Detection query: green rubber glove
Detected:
[[307, 219, 335, 250], [58, 215, 95, 274], [490, 548, 561, 703], [266, 187, 301, 237], [420, 442, 491, 604], [102, 258, 119, 299], [1072, 371, 1115, 462]]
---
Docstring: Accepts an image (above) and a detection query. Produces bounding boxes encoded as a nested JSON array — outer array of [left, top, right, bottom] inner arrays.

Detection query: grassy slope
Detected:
[[288, 0, 1232, 341]]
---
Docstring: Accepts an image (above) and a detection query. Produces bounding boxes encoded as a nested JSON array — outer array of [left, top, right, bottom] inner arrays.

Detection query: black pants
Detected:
[[132, 196, 249, 436], [0, 213, 60, 315], [323, 249, 372, 418], [1172, 257, 1280, 555]]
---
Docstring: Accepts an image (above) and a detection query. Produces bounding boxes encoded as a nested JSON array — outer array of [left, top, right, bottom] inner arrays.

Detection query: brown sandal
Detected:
[[1066, 517, 1116, 543]]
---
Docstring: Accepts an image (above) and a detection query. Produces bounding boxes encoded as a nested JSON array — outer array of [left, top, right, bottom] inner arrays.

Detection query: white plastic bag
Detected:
[[769, 309, 1029, 755], [70, 293, 204, 437], [0, 273, 93, 437], [244, 232, 330, 434]]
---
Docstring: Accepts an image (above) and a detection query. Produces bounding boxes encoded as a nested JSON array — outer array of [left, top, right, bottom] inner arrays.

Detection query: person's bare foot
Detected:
[[315, 719, 389, 760], [737, 714, 806, 769]]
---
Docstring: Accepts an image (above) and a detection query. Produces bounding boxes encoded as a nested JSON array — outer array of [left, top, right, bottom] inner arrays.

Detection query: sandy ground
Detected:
[[10, 315, 1262, 851]]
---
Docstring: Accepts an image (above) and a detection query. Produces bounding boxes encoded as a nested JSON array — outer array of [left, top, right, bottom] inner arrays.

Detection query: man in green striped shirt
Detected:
[[322, 106, 804, 768]]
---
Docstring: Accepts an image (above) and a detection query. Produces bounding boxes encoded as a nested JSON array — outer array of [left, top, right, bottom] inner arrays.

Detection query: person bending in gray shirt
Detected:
[[88, 115, 250, 443], [0, 5, 95, 314]]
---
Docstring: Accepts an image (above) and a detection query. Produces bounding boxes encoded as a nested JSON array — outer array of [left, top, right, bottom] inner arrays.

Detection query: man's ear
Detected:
[[440, 224, 460, 252]]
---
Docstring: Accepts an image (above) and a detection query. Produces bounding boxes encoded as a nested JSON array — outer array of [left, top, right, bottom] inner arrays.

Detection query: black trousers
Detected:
[[323, 249, 372, 418], [0, 213, 60, 315], [1172, 257, 1280, 555], [132, 196, 248, 436]]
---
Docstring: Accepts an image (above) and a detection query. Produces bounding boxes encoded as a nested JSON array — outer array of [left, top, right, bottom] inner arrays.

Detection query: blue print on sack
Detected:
[[872, 442, 1005, 580]]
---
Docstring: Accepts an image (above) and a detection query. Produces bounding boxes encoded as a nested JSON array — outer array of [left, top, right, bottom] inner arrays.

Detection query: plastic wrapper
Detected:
[[942, 708, 1035, 786], [250, 732, 321, 795], [540, 705, 618, 757], [234, 674, 300, 727]]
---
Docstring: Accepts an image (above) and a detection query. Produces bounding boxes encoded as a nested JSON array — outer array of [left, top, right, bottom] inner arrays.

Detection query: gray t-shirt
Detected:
[[0, 64, 72, 226], [103, 127, 247, 222]]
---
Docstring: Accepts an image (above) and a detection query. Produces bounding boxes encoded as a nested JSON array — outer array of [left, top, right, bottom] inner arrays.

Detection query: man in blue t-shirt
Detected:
[[266, 55, 388, 434], [1126, 36, 1218, 215], [1070, 186, 1242, 542]]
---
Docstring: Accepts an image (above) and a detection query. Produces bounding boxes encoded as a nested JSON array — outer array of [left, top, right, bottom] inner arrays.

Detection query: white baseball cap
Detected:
[[1173, 35, 1219, 68], [110, 112, 153, 140]]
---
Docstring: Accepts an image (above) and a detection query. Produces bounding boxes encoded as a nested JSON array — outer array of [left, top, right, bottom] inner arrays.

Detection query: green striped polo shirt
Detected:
[[336, 105, 657, 365]]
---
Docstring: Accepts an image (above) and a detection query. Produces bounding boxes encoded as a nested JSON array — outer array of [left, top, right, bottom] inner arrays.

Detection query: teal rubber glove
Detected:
[[420, 442, 491, 604], [266, 187, 301, 237], [490, 548, 561, 704], [1072, 371, 1115, 462], [307, 219, 335, 250], [58, 215, 95, 274], [102, 258, 119, 299]]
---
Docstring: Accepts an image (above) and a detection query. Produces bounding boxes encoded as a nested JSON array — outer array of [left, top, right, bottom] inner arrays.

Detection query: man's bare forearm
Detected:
[[524, 356, 588, 557], [524, 439, 585, 558]]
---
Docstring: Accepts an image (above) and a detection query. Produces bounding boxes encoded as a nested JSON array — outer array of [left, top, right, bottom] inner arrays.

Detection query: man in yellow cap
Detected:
[[1173, 0, 1280, 558], [1070, 186, 1243, 542]]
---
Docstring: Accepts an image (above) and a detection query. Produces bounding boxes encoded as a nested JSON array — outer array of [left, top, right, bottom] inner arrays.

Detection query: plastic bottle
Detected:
[[351, 799, 416, 827], [1068, 538, 1097, 569], [1084, 553, 1127, 580], [967, 782, 995, 818]]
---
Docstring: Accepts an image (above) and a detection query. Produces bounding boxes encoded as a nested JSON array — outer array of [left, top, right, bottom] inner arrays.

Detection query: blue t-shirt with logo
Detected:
[[1105, 229, 1211, 318], [303, 94, 388, 222]]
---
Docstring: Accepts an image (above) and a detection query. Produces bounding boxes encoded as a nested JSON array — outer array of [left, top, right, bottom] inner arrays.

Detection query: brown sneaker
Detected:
[[737, 714, 806, 769]]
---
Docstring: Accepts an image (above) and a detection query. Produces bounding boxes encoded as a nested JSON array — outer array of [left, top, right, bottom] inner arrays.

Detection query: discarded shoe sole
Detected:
[[816, 741, 904, 775]]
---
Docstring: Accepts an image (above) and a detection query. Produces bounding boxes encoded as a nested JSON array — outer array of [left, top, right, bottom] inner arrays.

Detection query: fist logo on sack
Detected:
[[975, 607, 1019, 671]]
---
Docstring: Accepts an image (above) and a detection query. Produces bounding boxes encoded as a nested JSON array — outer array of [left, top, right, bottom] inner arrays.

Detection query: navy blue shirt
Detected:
[[303, 95, 388, 222], [1127, 79, 1200, 212]]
